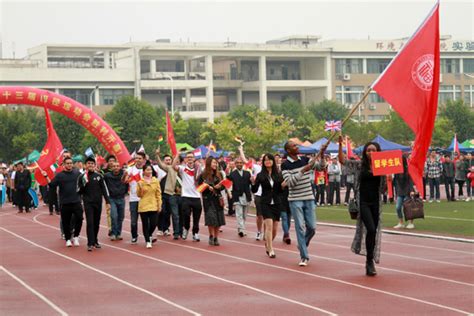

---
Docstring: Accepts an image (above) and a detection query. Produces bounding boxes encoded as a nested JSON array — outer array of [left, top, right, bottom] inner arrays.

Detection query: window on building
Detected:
[[368, 92, 385, 103], [464, 85, 473, 107], [335, 59, 363, 74], [335, 85, 364, 105], [367, 59, 391, 74], [464, 59, 474, 73], [368, 115, 387, 122], [59, 89, 93, 106], [440, 59, 460, 74], [439, 85, 461, 104], [100, 89, 134, 105]]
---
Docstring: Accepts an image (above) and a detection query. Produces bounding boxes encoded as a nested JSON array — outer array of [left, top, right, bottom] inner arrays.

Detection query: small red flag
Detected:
[[345, 136, 354, 159], [219, 178, 233, 189], [371, 1, 440, 194], [166, 110, 178, 156]]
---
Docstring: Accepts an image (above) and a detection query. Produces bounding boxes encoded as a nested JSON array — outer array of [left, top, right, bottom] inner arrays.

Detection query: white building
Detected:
[[1, 35, 473, 122]]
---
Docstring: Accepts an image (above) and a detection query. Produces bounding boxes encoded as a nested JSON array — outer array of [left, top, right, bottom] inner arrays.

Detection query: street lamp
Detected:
[[89, 85, 99, 111], [161, 73, 174, 116]]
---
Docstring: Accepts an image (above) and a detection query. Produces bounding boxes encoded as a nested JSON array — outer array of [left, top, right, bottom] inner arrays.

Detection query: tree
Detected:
[[270, 98, 318, 141], [431, 117, 455, 147], [439, 100, 474, 141], [377, 111, 414, 145], [12, 132, 40, 158], [51, 112, 86, 154], [308, 99, 349, 121]]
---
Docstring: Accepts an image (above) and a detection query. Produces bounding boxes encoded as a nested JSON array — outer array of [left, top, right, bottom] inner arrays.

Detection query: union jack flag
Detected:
[[324, 120, 342, 132]]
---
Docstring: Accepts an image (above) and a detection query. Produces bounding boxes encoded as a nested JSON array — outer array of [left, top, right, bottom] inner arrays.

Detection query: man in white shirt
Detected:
[[173, 152, 202, 241]]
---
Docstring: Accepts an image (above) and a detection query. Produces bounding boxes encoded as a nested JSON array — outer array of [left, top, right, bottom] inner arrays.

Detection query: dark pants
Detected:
[[39, 185, 49, 204], [110, 197, 125, 237], [181, 197, 202, 234], [422, 177, 427, 199], [328, 181, 341, 205], [345, 182, 354, 203], [428, 177, 440, 200], [61, 203, 83, 241], [129, 201, 139, 239], [315, 184, 326, 205], [84, 202, 102, 246], [48, 185, 59, 214], [456, 180, 465, 197], [140, 211, 158, 243], [444, 177, 455, 201], [359, 202, 379, 262], [17, 189, 30, 212]]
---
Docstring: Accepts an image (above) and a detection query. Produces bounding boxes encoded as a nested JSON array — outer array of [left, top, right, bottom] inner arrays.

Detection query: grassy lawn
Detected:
[[316, 201, 474, 238]]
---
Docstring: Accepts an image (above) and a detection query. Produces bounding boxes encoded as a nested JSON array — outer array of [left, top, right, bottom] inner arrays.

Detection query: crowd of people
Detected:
[[1, 140, 473, 276]]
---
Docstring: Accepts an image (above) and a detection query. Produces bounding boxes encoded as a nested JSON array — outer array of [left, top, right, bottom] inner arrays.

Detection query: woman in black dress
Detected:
[[338, 136, 385, 276], [198, 157, 225, 246], [252, 154, 285, 258]]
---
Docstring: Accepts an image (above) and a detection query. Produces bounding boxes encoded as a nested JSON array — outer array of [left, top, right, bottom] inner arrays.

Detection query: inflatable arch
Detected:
[[0, 86, 131, 164]]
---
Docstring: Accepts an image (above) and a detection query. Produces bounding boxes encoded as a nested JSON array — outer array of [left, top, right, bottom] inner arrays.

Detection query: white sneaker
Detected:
[[298, 258, 308, 267], [157, 230, 164, 236], [466, 198, 471, 202], [164, 229, 171, 236], [73, 237, 80, 246], [182, 229, 188, 240], [393, 223, 404, 229], [146, 242, 152, 249], [406, 223, 415, 229], [193, 233, 200, 242], [66, 240, 72, 247], [436, 200, 441, 203], [256, 232, 262, 241], [429, 200, 433, 203]]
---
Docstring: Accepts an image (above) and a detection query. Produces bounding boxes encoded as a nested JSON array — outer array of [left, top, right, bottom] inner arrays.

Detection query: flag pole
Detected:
[[317, 88, 372, 157]]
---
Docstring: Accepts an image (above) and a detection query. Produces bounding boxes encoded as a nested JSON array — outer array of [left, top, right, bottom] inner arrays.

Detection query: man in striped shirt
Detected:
[[281, 141, 327, 266]]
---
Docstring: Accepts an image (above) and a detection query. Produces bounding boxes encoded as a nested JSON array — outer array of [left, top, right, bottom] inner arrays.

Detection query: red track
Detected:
[[1, 203, 473, 315]]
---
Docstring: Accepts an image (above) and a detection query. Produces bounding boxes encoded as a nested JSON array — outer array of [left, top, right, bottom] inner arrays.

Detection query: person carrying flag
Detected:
[[78, 156, 111, 251]]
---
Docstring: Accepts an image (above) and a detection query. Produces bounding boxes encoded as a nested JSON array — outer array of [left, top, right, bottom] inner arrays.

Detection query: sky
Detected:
[[0, 0, 472, 58]]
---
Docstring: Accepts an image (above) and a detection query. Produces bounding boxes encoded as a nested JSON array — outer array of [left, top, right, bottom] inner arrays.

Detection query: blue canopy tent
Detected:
[[277, 145, 317, 155], [193, 145, 230, 159], [446, 137, 474, 153], [354, 135, 411, 153], [310, 138, 344, 154]]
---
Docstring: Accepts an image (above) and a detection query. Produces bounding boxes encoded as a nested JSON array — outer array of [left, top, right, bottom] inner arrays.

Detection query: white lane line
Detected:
[[0, 227, 201, 316], [98, 219, 473, 315], [27, 214, 337, 315], [208, 231, 474, 287], [231, 216, 474, 268], [0, 265, 68, 316]]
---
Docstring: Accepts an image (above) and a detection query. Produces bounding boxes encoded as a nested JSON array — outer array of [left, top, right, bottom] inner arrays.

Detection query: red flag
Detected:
[[219, 178, 233, 190], [346, 136, 354, 159], [37, 108, 63, 172], [96, 155, 106, 167], [371, 1, 439, 194], [166, 110, 178, 156], [34, 165, 55, 186], [453, 134, 461, 160]]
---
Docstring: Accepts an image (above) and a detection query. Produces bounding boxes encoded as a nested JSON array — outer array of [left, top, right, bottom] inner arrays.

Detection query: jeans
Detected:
[[328, 181, 341, 205], [428, 177, 440, 200], [289, 200, 316, 260], [129, 201, 139, 239], [234, 203, 248, 233], [280, 210, 292, 236], [159, 194, 180, 237], [110, 197, 125, 237], [444, 177, 455, 201], [395, 195, 407, 220]]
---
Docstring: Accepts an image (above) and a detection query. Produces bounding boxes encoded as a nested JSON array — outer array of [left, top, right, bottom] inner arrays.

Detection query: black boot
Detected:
[[366, 260, 377, 276]]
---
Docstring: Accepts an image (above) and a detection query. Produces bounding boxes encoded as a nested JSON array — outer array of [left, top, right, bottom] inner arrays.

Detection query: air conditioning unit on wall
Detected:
[[439, 74, 443, 83], [343, 73, 351, 81]]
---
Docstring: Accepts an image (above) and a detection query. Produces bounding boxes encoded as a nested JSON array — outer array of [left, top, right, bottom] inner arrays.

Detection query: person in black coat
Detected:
[[251, 153, 286, 258], [13, 162, 32, 213], [227, 157, 252, 237], [78, 156, 111, 251]]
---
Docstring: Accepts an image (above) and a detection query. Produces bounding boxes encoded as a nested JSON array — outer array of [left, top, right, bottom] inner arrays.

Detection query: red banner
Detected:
[[0, 86, 131, 165], [371, 150, 404, 176]]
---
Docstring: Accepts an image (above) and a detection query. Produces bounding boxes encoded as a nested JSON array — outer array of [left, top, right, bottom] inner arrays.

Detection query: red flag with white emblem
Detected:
[[371, 1, 440, 194]]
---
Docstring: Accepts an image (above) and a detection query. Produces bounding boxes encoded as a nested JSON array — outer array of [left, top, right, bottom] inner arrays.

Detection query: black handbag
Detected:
[[403, 196, 424, 220], [348, 198, 359, 220]]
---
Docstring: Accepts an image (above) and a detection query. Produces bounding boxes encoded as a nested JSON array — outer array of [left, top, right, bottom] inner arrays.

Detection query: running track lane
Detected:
[[30, 211, 474, 314]]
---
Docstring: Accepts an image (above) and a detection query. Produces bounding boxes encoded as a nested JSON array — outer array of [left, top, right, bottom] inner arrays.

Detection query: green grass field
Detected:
[[316, 201, 474, 238]]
